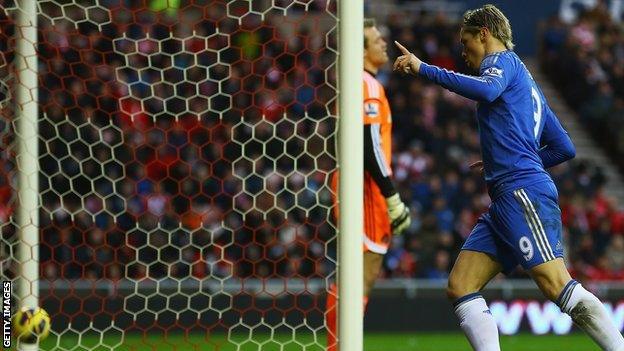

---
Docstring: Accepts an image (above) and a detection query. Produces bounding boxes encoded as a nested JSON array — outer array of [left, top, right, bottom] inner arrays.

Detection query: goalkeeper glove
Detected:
[[385, 193, 411, 235]]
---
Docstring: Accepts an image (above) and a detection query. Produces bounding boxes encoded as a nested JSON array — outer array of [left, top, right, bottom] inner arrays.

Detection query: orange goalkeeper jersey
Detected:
[[362, 70, 393, 254], [332, 71, 393, 254]]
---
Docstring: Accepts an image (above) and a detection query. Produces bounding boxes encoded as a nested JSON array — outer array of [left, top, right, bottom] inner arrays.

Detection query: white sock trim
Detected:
[[454, 295, 500, 351], [563, 283, 624, 351]]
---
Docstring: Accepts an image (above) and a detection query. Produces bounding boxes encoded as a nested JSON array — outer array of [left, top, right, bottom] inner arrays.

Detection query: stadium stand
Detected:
[[2, 1, 622, 287], [540, 3, 624, 174], [538, 2, 624, 280]]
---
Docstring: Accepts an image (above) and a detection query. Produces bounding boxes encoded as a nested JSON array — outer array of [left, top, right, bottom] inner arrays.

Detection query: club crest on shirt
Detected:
[[483, 67, 503, 78], [364, 102, 379, 117]]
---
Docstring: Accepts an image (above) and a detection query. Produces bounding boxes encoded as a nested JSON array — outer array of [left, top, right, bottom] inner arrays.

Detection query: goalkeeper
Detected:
[[326, 18, 411, 351]]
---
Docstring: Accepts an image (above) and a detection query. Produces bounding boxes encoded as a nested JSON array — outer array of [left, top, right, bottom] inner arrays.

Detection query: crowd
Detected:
[[26, 1, 339, 283], [538, 1, 624, 280], [1, 1, 623, 287], [540, 2, 624, 173]]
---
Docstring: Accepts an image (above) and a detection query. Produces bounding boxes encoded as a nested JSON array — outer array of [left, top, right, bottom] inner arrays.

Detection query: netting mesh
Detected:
[[0, 1, 338, 349]]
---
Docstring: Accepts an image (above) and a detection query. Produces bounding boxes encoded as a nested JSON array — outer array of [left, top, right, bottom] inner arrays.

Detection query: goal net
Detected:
[[0, 1, 343, 349]]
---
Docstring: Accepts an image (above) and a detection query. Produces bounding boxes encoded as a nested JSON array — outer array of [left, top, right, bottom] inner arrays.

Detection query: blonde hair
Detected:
[[462, 4, 514, 50]]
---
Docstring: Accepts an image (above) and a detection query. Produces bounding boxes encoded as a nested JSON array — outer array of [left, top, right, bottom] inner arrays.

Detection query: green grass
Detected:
[[21, 332, 600, 350]]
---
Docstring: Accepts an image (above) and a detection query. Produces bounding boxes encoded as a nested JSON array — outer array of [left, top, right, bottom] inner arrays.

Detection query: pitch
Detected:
[[30, 332, 599, 350]]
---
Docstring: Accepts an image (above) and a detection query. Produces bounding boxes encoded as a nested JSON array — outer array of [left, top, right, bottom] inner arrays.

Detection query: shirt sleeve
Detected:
[[418, 54, 512, 103], [538, 104, 576, 168], [363, 124, 396, 197], [363, 80, 382, 125]]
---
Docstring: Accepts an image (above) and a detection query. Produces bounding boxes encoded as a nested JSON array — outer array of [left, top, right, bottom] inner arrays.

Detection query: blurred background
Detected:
[[0, 0, 623, 349]]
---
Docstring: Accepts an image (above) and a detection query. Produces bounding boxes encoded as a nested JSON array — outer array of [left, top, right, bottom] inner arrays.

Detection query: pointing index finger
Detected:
[[394, 41, 409, 54]]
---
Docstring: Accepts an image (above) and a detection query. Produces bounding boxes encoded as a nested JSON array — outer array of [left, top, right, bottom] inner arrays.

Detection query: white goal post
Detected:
[[338, 1, 364, 351], [15, 1, 39, 351], [4, 0, 366, 350]]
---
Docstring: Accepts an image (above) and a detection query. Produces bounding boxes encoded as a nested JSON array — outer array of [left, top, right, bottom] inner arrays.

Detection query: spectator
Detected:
[[1, 2, 621, 284]]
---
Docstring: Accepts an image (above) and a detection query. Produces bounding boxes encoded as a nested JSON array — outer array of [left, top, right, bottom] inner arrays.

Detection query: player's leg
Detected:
[[361, 186, 389, 300], [448, 251, 502, 351], [526, 258, 570, 301], [326, 172, 339, 351], [325, 282, 338, 351], [448, 215, 505, 351], [363, 250, 383, 297], [530, 259, 624, 351], [447, 250, 502, 300], [326, 182, 387, 351], [505, 183, 624, 351], [325, 251, 383, 351]]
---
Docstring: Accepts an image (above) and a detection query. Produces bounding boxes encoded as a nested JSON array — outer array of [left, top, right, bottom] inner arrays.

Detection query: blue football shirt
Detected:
[[419, 51, 575, 199]]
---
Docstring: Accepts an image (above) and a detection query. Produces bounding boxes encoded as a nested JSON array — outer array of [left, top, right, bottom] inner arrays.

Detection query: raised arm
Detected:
[[393, 41, 510, 103], [418, 63, 507, 103]]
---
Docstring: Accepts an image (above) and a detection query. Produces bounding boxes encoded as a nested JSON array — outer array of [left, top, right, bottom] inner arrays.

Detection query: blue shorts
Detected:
[[462, 181, 564, 274]]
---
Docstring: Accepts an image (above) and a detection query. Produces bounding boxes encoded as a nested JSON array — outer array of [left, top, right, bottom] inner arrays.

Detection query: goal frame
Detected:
[[337, 1, 364, 351], [10, 0, 366, 349]]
